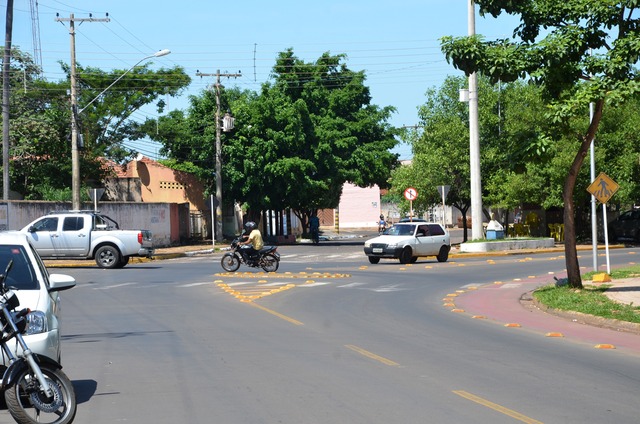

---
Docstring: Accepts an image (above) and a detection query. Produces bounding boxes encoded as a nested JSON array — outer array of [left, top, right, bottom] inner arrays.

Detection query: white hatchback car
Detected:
[[0, 232, 76, 365], [364, 222, 451, 264]]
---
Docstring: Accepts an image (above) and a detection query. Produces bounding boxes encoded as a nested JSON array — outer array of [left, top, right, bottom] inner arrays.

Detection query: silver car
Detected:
[[0, 232, 76, 364], [364, 222, 451, 264]]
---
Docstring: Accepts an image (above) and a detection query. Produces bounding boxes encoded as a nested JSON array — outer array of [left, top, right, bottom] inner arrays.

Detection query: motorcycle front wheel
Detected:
[[261, 253, 279, 272], [221, 252, 241, 272], [5, 365, 77, 424]]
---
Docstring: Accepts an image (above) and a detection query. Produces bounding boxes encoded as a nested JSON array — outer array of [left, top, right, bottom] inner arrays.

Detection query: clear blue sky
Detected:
[[7, 0, 520, 160]]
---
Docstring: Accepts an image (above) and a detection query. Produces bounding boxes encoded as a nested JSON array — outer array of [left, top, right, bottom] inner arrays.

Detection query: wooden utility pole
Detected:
[[196, 70, 241, 242], [55, 14, 109, 210]]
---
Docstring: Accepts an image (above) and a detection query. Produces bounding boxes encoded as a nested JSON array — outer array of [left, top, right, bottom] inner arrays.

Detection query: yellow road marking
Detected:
[[216, 272, 350, 278], [250, 303, 304, 326], [453, 390, 543, 424], [345, 345, 399, 367]]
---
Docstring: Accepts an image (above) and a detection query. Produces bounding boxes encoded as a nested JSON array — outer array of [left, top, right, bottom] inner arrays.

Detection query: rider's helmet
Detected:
[[244, 221, 257, 232], [380, 214, 384, 220]]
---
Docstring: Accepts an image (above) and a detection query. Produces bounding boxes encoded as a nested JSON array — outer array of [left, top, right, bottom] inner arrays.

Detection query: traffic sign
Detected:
[[404, 187, 418, 201], [587, 172, 619, 204]]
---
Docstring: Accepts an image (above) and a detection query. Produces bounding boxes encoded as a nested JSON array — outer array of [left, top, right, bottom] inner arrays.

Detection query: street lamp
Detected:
[[70, 49, 171, 210], [467, 1, 483, 240]]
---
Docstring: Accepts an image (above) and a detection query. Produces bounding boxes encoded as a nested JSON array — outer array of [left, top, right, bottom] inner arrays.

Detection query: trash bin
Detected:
[[486, 219, 505, 239]]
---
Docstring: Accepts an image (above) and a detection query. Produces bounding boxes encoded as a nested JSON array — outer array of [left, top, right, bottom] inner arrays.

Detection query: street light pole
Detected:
[[468, 0, 484, 240], [69, 48, 170, 210]]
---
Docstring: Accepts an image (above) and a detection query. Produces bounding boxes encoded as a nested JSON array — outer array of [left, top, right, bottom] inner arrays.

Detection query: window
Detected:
[[417, 225, 430, 237], [0, 245, 38, 290], [32, 217, 58, 232], [428, 224, 445, 236], [63, 217, 84, 231]]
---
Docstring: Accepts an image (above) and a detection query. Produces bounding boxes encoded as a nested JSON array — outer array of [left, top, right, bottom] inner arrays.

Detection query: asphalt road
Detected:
[[1, 243, 638, 423]]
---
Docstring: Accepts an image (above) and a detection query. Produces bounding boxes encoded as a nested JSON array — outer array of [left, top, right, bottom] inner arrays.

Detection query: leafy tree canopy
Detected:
[[149, 49, 399, 230], [2, 47, 191, 200], [440, 1, 640, 287]]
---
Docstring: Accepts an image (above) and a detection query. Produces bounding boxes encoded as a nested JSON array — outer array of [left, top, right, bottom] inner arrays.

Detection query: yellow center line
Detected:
[[453, 390, 543, 424], [249, 302, 304, 326], [345, 344, 400, 367]]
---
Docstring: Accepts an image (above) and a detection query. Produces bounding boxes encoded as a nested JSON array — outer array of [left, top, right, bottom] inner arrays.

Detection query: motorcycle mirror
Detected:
[[0, 260, 13, 291]]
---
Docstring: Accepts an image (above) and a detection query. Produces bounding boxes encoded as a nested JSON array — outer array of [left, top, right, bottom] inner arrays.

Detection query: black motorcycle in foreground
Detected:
[[220, 236, 280, 272], [0, 261, 76, 424]]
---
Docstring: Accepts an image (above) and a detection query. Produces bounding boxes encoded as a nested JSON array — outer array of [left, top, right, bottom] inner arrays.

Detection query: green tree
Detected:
[[3, 47, 191, 200], [152, 49, 399, 234], [441, 1, 640, 288]]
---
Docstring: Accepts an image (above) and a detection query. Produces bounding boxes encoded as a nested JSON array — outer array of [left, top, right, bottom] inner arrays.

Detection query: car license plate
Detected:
[[372, 248, 383, 253]]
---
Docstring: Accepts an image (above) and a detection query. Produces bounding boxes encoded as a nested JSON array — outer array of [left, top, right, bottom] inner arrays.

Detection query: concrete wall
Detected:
[[0, 201, 189, 248], [337, 183, 381, 229]]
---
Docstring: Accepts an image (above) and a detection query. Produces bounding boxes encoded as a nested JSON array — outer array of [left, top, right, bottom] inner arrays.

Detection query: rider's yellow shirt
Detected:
[[248, 229, 264, 250]]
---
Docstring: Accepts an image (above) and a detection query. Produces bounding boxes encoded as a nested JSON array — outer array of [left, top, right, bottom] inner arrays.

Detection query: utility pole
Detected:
[[56, 13, 109, 210], [468, 1, 483, 240], [196, 70, 241, 242], [2, 0, 14, 201]]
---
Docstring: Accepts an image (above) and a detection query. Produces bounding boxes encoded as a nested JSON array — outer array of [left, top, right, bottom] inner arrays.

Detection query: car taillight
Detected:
[[138, 232, 143, 244]]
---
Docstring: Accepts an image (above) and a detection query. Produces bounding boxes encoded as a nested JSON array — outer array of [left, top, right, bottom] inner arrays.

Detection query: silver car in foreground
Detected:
[[0, 232, 76, 365]]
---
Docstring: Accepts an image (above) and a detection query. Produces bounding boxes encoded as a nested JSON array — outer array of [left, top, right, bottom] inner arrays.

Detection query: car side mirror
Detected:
[[28, 226, 37, 233], [48, 274, 76, 292]]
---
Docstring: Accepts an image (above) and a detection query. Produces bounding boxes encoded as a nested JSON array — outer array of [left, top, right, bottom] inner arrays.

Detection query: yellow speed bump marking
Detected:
[[453, 390, 543, 424], [216, 271, 350, 278], [546, 332, 564, 338], [504, 323, 522, 328], [595, 344, 616, 349], [217, 282, 296, 301]]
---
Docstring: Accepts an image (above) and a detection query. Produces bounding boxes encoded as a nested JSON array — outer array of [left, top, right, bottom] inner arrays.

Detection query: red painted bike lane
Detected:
[[452, 276, 640, 354]]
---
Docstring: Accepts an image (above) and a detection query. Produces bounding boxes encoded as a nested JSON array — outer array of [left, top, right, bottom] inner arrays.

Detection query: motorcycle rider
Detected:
[[378, 214, 387, 234], [239, 221, 264, 264]]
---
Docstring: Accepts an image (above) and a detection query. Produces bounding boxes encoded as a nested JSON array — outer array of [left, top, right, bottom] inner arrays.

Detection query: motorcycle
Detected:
[[220, 236, 280, 273], [0, 261, 77, 424]]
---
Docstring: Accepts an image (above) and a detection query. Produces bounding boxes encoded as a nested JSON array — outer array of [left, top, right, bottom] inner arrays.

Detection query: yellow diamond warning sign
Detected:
[[587, 172, 619, 204]]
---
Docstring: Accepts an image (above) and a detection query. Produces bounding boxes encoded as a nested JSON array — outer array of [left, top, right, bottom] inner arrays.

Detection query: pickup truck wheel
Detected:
[[399, 247, 413, 264], [95, 245, 121, 269]]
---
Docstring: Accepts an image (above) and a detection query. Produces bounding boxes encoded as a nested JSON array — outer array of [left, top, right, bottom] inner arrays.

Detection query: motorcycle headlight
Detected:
[[26, 311, 47, 335]]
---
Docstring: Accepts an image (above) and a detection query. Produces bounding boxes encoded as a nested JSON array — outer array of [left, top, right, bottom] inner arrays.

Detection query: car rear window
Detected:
[[0, 245, 38, 290], [63, 216, 84, 231]]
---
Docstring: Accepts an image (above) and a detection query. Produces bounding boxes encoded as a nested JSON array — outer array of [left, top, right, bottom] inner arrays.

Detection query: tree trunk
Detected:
[[564, 99, 604, 289]]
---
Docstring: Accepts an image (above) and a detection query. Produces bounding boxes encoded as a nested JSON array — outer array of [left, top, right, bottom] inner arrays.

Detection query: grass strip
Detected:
[[534, 263, 640, 324]]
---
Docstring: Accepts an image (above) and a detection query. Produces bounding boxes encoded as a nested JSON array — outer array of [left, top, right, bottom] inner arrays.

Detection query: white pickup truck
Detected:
[[21, 211, 154, 268]]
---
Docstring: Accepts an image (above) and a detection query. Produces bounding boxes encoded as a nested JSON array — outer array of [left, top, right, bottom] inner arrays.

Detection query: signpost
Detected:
[[587, 172, 619, 274], [404, 187, 418, 221], [437, 185, 450, 227]]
